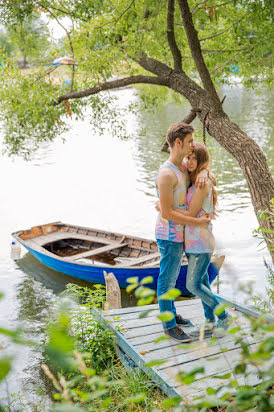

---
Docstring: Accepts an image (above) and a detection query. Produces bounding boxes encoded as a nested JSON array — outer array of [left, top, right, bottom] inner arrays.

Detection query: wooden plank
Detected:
[[107, 308, 249, 331], [108, 306, 204, 329], [106, 302, 246, 323], [67, 242, 128, 261], [31, 232, 123, 246], [108, 312, 250, 341], [106, 299, 200, 316], [115, 252, 161, 267], [120, 309, 249, 339], [62, 222, 157, 246], [215, 294, 273, 322]]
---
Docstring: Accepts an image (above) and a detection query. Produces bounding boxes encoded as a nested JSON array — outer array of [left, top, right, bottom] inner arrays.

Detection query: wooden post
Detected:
[[103, 271, 122, 310]]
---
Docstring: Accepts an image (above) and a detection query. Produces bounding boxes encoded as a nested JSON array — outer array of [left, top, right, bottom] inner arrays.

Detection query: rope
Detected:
[[203, 109, 210, 146]]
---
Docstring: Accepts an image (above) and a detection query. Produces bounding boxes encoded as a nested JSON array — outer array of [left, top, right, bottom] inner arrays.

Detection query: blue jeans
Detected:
[[157, 239, 184, 330], [186, 253, 227, 321]]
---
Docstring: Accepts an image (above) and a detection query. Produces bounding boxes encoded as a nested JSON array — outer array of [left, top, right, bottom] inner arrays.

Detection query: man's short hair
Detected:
[[166, 122, 194, 147]]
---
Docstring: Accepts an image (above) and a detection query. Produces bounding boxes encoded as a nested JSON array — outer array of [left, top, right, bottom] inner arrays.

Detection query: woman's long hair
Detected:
[[190, 143, 218, 217]]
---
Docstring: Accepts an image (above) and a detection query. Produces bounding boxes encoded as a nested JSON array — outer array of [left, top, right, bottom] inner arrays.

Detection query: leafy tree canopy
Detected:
[[0, 0, 273, 157]]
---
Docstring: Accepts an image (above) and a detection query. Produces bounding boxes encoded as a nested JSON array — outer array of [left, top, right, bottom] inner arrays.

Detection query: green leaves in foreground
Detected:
[[177, 367, 205, 385], [126, 276, 157, 306], [44, 303, 76, 372], [0, 357, 12, 381], [157, 311, 174, 322], [159, 288, 181, 300], [214, 302, 231, 316]]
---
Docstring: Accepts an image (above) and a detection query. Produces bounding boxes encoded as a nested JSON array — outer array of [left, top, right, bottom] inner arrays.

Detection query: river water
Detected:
[[0, 84, 273, 410]]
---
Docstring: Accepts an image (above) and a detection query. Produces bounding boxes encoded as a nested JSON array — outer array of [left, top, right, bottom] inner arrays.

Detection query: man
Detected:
[[155, 122, 210, 342]]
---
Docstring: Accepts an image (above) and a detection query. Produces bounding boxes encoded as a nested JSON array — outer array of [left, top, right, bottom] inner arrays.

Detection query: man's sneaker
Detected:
[[213, 315, 233, 337], [175, 314, 194, 327], [216, 315, 233, 330], [206, 319, 216, 327], [188, 323, 213, 339], [165, 326, 192, 342]]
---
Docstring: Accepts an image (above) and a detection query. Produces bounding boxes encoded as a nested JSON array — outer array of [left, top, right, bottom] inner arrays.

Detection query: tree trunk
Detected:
[[22, 54, 28, 69], [205, 114, 274, 259]]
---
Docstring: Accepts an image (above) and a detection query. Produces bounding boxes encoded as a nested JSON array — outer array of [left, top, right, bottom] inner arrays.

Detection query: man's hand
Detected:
[[198, 215, 210, 228], [195, 169, 208, 188]]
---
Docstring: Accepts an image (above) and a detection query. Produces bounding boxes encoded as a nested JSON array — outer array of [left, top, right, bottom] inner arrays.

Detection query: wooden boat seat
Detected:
[[115, 252, 160, 267], [67, 242, 128, 262], [31, 232, 124, 247]]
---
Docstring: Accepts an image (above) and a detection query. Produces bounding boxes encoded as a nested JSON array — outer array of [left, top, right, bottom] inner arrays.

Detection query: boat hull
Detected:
[[24, 245, 219, 295]]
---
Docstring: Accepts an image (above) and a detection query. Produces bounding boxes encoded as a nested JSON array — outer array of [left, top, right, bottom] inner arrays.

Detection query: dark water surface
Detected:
[[0, 85, 273, 410]]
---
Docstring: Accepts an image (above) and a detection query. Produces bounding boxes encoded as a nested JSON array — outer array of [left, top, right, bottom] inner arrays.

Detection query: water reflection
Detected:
[[16, 253, 138, 307]]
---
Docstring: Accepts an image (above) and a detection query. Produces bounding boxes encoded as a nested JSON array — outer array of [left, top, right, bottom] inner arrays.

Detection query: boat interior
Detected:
[[16, 222, 162, 267]]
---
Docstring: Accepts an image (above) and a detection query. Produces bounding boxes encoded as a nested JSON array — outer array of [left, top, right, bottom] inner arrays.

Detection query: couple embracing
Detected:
[[155, 122, 232, 342]]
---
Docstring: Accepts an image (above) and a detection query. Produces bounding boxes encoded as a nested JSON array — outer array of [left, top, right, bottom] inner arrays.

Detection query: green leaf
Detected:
[[177, 367, 205, 384], [127, 277, 139, 284], [126, 283, 138, 293], [157, 311, 174, 322], [178, 343, 199, 350], [206, 356, 220, 361], [228, 327, 241, 334], [206, 387, 217, 395], [100, 397, 113, 408], [145, 360, 166, 367], [212, 372, 231, 379], [159, 288, 181, 300], [0, 357, 12, 381], [259, 228, 274, 234], [139, 288, 155, 299], [154, 336, 169, 343], [234, 363, 246, 374], [139, 309, 154, 319], [140, 276, 154, 285], [126, 393, 146, 404], [161, 396, 181, 408], [214, 303, 231, 316], [137, 296, 154, 306]]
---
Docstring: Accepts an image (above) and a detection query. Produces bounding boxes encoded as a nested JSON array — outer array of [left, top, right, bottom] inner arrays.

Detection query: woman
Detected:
[[183, 143, 231, 330]]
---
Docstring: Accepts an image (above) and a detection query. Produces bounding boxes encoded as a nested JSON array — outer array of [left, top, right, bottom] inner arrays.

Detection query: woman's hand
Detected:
[[195, 169, 208, 188], [198, 215, 211, 228], [155, 200, 161, 212]]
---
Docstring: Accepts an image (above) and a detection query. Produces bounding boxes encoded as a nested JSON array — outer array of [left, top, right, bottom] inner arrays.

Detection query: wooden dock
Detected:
[[93, 297, 270, 402]]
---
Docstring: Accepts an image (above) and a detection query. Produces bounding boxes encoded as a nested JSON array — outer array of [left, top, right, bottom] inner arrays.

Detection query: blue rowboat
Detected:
[[12, 222, 224, 295]]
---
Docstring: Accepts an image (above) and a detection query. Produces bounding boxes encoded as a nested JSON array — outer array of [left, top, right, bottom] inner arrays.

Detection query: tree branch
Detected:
[[135, 54, 174, 77], [95, 0, 135, 29], [200, 13, 248, 41], [161, 108, 200, 152], [56, 75, 170, 104], [29, 66, 59, 85], [192, 0, 234, 15], [202, 47, 247, 54], [210, 54, 239, 74], [177, 0, 222, 111], [191, 0, 206, 15], [42, 5, 76, 92], [167, 0, 183, 72]]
